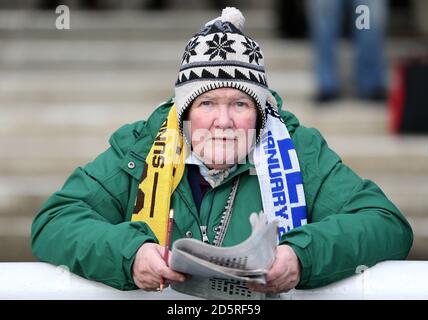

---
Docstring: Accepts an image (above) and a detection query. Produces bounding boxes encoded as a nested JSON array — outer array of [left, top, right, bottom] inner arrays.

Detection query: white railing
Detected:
[[1, 261, 427, 299]]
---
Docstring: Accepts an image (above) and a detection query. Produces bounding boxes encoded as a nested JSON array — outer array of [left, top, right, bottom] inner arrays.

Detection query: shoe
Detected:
[[359, 88, 387, 102], [314, 91, 340, 103]]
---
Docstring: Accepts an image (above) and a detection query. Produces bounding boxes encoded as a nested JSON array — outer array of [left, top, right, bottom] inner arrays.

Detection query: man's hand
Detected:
[[132, 242, 186, 291], [247, 244, 301, 294]]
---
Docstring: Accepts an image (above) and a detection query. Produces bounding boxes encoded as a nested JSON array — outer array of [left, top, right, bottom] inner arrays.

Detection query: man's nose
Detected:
[[214, 105, 233, 128]]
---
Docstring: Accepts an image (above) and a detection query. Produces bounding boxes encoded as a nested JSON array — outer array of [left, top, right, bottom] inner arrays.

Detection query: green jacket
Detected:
[[31, 92, 413, 291]]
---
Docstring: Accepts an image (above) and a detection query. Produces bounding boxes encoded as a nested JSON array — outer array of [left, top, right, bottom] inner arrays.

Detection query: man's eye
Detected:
[[236, 101, 247, 107], [201, 101, 212, 106]]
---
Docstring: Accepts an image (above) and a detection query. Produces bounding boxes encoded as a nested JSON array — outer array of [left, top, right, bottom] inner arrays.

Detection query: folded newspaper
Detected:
[[170, 212, 278, 300]]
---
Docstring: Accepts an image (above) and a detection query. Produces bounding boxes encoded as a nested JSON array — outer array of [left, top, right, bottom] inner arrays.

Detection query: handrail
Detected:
[[1, 261, 427, 299]]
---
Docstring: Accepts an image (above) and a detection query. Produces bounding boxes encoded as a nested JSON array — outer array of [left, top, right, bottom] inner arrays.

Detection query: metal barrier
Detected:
[[1, 261, 427, 299]]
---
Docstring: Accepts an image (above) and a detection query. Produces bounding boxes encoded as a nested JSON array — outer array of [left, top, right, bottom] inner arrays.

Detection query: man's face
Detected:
[[187, 88, 258, 169]]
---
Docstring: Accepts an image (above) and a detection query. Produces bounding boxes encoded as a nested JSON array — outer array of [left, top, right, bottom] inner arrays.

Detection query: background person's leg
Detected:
[[306, 0, 344, 102], [352, 0, 388, 100]]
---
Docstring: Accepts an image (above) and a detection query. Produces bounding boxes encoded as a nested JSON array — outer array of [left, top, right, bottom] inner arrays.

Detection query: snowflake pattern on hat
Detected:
[[204, 34, 236, 61], [241, 36, 263, 65], [182, 37, 200, 64]]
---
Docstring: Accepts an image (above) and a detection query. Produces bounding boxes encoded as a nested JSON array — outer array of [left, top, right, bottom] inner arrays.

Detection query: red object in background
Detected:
[[389, 62, 406, 134], [389, 56, 428, 134]]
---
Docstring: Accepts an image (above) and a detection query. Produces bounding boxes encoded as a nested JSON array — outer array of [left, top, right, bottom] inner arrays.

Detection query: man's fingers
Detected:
[[137, 276, 157, 288], [265, 264, 283, 283], [134, 276, 158, 290], [265, 249, 288, 282], [160, 266, 187, 282], [145, 256, 186, 284], [133, 276, 144, 289], [147, 258, 185, 283], [246, 282, 276, 293], [132, 243, 187, 291], [246, 277, 294, 294]]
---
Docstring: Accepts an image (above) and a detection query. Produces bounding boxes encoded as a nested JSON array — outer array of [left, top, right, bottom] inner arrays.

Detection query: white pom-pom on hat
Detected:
[[204, 7, 245, 31], [221, 7, 245, 31]]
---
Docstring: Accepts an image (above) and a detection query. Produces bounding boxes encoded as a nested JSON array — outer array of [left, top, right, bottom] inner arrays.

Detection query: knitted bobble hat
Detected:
[[174, 7, 268, 143]]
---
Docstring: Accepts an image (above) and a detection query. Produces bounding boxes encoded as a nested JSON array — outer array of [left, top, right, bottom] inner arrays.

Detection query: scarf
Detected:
[[131, 104, 186, 246], [253, 96, 308, 242], [132, 99, 307, 245]]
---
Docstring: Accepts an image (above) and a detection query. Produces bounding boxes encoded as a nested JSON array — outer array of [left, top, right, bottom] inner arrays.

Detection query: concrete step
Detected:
[[0, 175, 66, 218], [0, 69, 177, 103], [0, 68, 314, 103], [321, 133, 428, 175], [366, 174, 428, 219], [0, 39, 314, 73], [1, 133, 426, 175], [0, 99, 389, 137], [0, 235, 34, 262], [1, 38, 425, 71], [407, 216, 428, 260], [0, 102, 157, 136], [0, 9, 276, 41]]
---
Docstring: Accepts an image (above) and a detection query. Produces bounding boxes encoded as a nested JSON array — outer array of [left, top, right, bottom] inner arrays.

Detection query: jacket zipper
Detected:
[[200, 226, 209, 243], [199, 189, 216, 244]]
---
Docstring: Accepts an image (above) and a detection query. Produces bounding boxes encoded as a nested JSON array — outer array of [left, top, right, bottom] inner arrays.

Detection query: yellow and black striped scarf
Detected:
[[131, 105, 186, 245]]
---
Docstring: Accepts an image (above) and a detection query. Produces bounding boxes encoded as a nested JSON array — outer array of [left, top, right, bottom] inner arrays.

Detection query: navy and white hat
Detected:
[[174, 7, 269, 142]]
